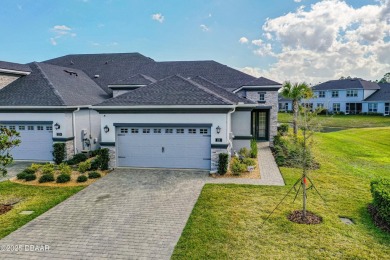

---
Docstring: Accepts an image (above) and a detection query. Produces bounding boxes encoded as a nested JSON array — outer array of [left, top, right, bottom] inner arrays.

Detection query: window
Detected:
[[131, 128, 139, 134], [346, 90, 358, 97], [302, 103, 313, 110], [28, 126, 34, 130], [346, 103, 362, 114], [188, 129, 196, 134], [333, 103, 340, 112], [37, 126, 44, 131], [120, 128, 128, 133], [176, 129, 184, 134], [258, 92, 265, 102], [318, 91, 325, 98], [200, 129, 208, 134], [19, 126, 25, 131], [9, 126, 16, 130], [332, 90, 339, 98], [385, 103, 389, 115], [142, 129, 150, 134], [165, 129, 173, 134], [153, 128, 161, 134], [368, 103, 378, 112], [279, 102, 289, 112], [317, 103, 324, 108], [46, 126, 53, 131]]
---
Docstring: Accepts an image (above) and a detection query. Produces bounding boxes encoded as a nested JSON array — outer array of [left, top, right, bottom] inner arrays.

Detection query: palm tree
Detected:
[[281, 82, 313, 136]]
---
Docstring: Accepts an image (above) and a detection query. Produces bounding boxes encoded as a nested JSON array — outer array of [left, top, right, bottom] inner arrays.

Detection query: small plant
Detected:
[[90, 157, 101, 171], [238, 147, 250, 158], [30, 163, 42, 172], [58, 163, 72, 175], [99, 148, 110, 170], [230, 157, 247, 176], [370, 178, 390, 225], [78, 161, 91, 173], [88, 171, 101, 179], [241, 157, 256, 167], [218, 153, 229, 175], [42, 163, 55, 175], [56, 173, 71, 183], [66, 153, 88, 165], [16, 172, 27, 180], [23, 167, 35, 175], [77, 175, 88, 183], [250, 139, 258, 158], [39, 173, 55, 183], [25, 174, 37, 181], [52, 143, 66, 165], [278, 123, 289, 135]]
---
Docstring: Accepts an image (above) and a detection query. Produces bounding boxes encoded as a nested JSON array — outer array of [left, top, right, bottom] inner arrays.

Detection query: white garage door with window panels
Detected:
[[116, 125, 211, 169], [1, 123, 53, 161]]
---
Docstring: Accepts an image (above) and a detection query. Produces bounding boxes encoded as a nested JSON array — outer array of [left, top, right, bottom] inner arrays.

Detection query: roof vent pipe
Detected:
[[94, 75, 100, 78]]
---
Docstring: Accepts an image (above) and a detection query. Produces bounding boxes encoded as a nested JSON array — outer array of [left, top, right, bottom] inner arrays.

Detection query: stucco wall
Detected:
[[0, 73, 20, 90], [74, 109, 101, 153]]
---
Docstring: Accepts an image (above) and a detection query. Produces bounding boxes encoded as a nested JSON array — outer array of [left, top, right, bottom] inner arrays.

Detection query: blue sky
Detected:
[[1, 0, 389, 83]]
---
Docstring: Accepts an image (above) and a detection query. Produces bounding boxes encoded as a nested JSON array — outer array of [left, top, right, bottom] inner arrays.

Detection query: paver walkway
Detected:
[[0, 169, 208, 260], [208, 141, 285, 186]]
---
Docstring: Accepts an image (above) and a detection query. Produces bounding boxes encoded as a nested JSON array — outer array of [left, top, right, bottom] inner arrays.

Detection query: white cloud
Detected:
[[50, 38, 57, 46], [294, 0, 302, 2], [245, 0, 390, 84], [152, 13, 164, 23], [50, 25, 75, 46], [200, 24, 210, 32], [239, 37, 249, 44]]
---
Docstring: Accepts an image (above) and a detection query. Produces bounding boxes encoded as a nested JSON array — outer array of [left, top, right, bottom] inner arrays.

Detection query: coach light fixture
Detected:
[[54, 123, 60, 130], [216, 125, 221, 134], [104, 125, 110, 133]]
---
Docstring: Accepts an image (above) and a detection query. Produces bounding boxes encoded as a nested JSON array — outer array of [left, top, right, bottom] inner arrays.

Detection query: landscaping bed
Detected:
[[211, 158, 259, 179]]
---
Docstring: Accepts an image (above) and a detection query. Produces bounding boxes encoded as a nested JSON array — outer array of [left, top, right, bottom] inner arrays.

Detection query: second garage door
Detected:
[[116, 125, 211, 169]]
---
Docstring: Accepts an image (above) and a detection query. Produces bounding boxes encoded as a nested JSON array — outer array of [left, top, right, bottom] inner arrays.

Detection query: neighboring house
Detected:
[[304, 78, 381, 114], [0, 53, 282, 172], [278, 94, 292, 112], [362, 83, 390, 115], [0, 61, 31, 89]]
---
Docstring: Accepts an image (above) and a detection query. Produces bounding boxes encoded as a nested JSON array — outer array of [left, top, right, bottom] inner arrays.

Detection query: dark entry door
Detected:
[[252, 110, 269, 140]]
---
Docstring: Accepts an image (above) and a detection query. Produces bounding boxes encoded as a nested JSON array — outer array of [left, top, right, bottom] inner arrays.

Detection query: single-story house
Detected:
[[0, 53, 281, 172]]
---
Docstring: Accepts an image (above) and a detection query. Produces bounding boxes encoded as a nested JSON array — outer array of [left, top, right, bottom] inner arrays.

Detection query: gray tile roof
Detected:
[[364, 83, 390, 102], [0, 60, 31, 73], [244, 76, 281, 86], [109, 74, 157, 85], [96, 75, 237, 106], [278, 94, 292, 102], [0, 62, 109, 106], [313, 78, 380, 91]]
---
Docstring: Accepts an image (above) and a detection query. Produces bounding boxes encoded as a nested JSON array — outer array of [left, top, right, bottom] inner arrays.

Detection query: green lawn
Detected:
[[172, 127, 390, 259], [0, 181, 83, 239], [278, 113, 390, 128]]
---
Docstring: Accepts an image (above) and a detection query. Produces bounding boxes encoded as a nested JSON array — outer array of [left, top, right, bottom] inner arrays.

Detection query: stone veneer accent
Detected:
[[53, 140, 74, 161], [101, 145, 116, 169], [211, 147, 229, 173], [0, 73, 20, 90]]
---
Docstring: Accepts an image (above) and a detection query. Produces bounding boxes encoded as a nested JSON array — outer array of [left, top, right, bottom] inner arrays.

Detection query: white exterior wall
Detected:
[[74, 109, 101, 153], [362, 102, 388, 114]]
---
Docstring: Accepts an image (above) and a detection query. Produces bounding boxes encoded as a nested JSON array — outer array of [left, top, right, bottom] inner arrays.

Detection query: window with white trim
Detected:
[[368, 103, 378, 112], [188, 129, 196, 134], [332, 90, 339, 98], [120, 128, 128, 133], [19, 126, 25, 131], [346, 89, 358, 97], [317, 103, 324, 108], [37, 126, 44, 131], [176, 129, 184, 134], [142, 129, 150, 134], [131, 128, 139, 134], [28, 126, 34, 130], [153, 129, 161, 134], [46, 126, 53, 131], [318, 91, 325, 98], [333, 103, 340, 112], [200, 129, 208, 134], [9, 126, 16, 130], [258, 92, 265, 102], [165, 129, 173, 134]]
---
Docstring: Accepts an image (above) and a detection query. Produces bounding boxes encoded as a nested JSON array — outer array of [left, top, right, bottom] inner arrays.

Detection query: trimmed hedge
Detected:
[[250, 139, 258, 158], [25, 174, 37, 181], [52, 143, 66, 165], [78, 161, 91, 173], [66, 153, 88, 165], [77, 175, 88, 183], [88, 171, 101, 179], [371, 178, 390, 225], [218, 153, 229, 175], [56, 173, 71, 183], [39, 173, 55, 183], [99, 148, 110, 170]]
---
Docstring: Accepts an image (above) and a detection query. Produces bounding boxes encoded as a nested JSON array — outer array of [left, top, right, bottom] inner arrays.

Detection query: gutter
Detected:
[[0, 68, 31, 76], [227, 107, 236, 154], [72, 107, 81, 154]]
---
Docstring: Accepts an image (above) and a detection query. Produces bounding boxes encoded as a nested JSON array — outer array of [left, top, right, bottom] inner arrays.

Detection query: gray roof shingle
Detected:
[[313, 78, 380, 91], [0, 62, 109, 106], [0, 60, 31, 73], [109, 73, 157, 85], [244, 76, 281, 86], [364, 83, 390, 102]]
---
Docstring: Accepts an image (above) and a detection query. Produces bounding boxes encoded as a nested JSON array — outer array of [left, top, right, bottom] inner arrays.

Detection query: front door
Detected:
[[252, 110, 269, 140]]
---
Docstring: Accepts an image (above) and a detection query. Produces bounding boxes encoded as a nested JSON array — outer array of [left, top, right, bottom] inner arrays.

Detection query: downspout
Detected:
[[227, 107, 236, 154], [72, 107, 80, 154]]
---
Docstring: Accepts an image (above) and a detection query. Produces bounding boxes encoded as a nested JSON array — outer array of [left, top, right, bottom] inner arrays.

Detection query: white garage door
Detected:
[[116, 125, 211, 169], [2, 123, 53, 161]]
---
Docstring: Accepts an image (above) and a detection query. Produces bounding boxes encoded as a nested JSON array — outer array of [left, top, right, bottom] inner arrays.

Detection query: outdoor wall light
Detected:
[[54, 123, 60, 130], [216, 125, 221, 134], [104, 125, 110, 133]]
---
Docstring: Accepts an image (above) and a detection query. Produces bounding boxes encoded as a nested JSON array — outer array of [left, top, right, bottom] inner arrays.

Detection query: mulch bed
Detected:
[[288, 210, 322, 224], [368, 204, 390, 233], [0, 204, 13, 215]]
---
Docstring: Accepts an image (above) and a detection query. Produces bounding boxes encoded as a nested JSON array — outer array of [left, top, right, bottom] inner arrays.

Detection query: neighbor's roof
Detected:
[[278, 94, 292, 102], [95, 75, 255, 106], [364, 83, 390, 102], [244, 76, 281, 86], [313, 78, 380, 91], [0, 60, 31, 73], [43, 53, 258, 93], [0, 62, 109, 106]]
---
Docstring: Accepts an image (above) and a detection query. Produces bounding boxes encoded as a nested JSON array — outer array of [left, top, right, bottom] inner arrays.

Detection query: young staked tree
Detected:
[[281, 82, 313, 137], [0, 127, 21, 176]]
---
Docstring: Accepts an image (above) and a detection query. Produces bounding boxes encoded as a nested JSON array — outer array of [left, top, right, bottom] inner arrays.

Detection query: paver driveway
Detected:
[[0, 168, 208, 259]]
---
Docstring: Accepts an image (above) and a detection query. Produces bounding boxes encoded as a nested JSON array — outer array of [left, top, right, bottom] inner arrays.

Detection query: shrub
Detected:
[[78, 161, 91, 173], [230, 157, 247, 176], [99, 148, 110, 170], [241, 157, 256, 167], [58, 163, 72, 175], [90, 149, 101, 157], [218, 153, 229, 175], [42, 163, 55, 175], [39, 173, 55, 183], [66, 153, 88, 165], [90, 157, 101, 171], [88, 171, 101, 179], [23, 167, 35, 175], [56, 173, 71, 183], [52, 143, 66, 165], [30, 163, 42, 172], [250, 139, 258, 158], [77, 175, 88, 183], [371, 178, 390, 225], [25, 174, 37, 181], [16, 172, 27, 180], [238, 147, 250, 158], [277, 123, 289, 135]]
